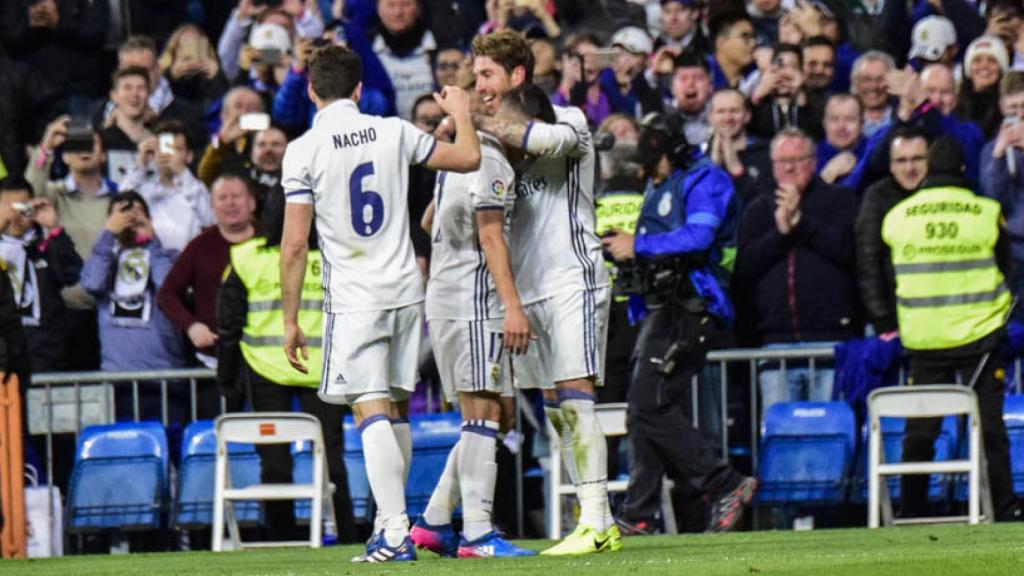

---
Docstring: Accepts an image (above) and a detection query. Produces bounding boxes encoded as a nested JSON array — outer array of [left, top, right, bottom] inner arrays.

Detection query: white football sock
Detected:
[[392, 418, 412, 481], [560, 393, 611, 532], [544, 401, 579, 486], [422, 439, 461, 526], [458, 420, 499, 541], [359, 414, 409, 546]]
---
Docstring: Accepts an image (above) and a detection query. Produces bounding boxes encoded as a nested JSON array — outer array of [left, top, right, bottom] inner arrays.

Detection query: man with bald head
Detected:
[[869, 64, 985, 184], [735, 128, 860, 411]]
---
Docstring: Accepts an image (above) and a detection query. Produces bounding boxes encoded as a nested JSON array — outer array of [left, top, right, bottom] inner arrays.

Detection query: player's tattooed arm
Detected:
[[474, 113, 528, 152]]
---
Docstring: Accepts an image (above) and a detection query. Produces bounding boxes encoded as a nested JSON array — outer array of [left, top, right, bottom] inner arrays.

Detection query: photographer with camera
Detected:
[[0, 177, 82, 373], [601, 112, 755, 535]]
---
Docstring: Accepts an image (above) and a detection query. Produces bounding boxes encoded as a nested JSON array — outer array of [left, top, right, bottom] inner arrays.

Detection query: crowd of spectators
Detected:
[[4, 0, 1024, 485]]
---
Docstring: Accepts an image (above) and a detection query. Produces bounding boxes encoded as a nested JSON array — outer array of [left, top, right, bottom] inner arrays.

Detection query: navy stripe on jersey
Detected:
[[416, 138, 438, 166], [566, 158, 598, 291], [285, 189, 313, 197], [475, 205, 505, 211]]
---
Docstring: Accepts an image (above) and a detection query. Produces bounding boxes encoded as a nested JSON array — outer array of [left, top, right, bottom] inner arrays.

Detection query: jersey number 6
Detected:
[[350, 162, 384, 236]]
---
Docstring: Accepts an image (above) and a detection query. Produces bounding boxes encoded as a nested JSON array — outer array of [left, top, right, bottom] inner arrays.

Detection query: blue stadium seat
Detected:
[[67, 421, 168, 531], [851, 416, 959, 504], [343, 415, 371, 521], [955, 395, 1024, 501], [755, 402, 856, 505], [175, 420, 262, 528], [406, 412, 462, 518], [1007, 395, 1024, 497], [292, 440, 314, 522]]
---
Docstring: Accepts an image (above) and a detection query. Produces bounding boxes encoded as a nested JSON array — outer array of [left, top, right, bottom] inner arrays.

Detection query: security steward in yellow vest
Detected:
[[216, 195, 358, 542], [881, 138, 1020, 521]]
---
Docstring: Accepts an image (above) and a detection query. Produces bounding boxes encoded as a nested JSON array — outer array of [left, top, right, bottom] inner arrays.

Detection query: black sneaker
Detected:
[[707, 477, 757, 533], [615, 516, 657, 536]]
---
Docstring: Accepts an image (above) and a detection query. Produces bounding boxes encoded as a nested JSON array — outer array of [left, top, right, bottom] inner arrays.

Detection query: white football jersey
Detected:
[[426, 133, 515, 321], [511, 105, 609, 304], [282, 99, 436, 313]]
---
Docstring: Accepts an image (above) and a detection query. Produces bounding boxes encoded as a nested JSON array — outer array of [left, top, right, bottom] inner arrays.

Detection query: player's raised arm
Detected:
[[424, 86, 481, 173], [477, 91, 591, 160]]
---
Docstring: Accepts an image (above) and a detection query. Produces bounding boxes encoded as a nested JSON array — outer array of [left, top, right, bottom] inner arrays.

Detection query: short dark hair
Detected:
[[499, 84, 556, 123], [988, 0, 1024, 17], [772, 43, 803, 67], [888, 126, 930, 146], [927, 136, 966, 175], [0, 176, 34, 197], [673, 48, 711, 74], [472, 30, 535, 84], [112, 66, 151, 90], [308, 45, 363, 102], [153, 120, 193, 151], [803, 35, 835, 54], [107, 190, 150, 217], [708, 4, 752, 43]]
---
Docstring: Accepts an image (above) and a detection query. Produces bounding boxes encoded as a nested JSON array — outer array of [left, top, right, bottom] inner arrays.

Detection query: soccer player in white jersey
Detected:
[[408, 117, 537, 558], [470, 31, 620, 555], [280, 45, 481, 563]]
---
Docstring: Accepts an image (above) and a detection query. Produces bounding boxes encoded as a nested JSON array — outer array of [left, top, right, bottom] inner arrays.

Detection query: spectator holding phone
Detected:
[[749, 43, 824, 140], [554, 32, 613, 127], [198, 87, 265, 187], [0, 177, 82, 372], [159, 24, 230, 112], [24, 116, 115, 370], [81, 191, 186, 422], [119, 121, 214, 251]]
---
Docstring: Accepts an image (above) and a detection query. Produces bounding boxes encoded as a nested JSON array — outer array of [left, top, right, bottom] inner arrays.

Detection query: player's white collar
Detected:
[[313, 99, 359, 126]]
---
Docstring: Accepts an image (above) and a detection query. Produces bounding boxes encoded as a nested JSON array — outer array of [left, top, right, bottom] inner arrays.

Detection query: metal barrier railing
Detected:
[[26, 349, 1024, 550]]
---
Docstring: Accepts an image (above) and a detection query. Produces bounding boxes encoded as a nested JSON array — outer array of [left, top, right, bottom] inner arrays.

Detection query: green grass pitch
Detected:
[[10, 524, 1024, 576]]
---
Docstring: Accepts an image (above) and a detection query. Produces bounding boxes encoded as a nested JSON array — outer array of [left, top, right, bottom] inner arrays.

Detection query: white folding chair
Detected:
[[867, 385, 994, 528], [212, 412, 336, 551], [546, 402, 677, 538]]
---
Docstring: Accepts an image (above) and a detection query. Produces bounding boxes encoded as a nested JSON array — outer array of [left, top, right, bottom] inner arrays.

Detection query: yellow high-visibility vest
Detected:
[[881, 185, 1010, 351], [231, 238, 323, 387]]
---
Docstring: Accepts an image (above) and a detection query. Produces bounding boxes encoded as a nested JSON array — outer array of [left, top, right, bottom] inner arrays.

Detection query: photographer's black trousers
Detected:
[[619, 305, 744, 523]]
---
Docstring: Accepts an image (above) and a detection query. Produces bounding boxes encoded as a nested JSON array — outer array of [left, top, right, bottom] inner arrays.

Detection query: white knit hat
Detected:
[[965, 34, 1010, 73]]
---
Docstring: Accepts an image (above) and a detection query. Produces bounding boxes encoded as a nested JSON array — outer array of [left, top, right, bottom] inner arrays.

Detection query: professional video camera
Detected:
[[612, 253, 707, 300]]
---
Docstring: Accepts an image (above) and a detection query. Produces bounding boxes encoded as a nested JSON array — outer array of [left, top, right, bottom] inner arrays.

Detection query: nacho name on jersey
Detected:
[[332, 128, 378, 150]]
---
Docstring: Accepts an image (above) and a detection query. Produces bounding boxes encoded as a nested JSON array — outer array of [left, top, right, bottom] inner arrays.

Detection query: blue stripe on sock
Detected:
[[357, 413, 390, 433], [557, 388, 596, 403], [461, 424, 499, 438], [543, 400, 561, 409], [390, 417, 409, 425]]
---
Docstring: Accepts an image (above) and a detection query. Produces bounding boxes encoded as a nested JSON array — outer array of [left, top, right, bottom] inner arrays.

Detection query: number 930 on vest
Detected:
[[881, 185, 1011, 351]]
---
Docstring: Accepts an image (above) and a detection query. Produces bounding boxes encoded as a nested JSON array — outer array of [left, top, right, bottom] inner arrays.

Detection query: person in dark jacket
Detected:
[[217, 189, 357, 544], [748, 43, 825, 141], [0, 176, 82, 373], [856, 127, 930, 337], [0, 0, 109, 128], [705, 88, 771, 208], [735, 128, 860, 412]]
